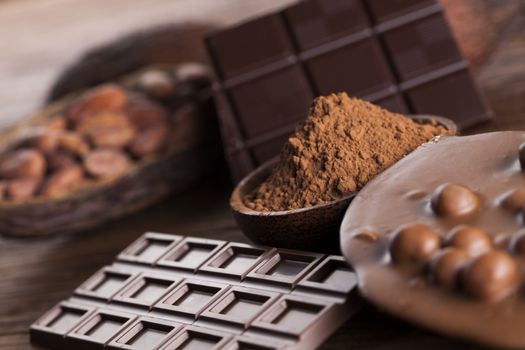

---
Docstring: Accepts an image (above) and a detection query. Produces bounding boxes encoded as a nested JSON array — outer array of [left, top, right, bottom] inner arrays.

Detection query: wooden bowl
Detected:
[[230, 115, 457, 253]]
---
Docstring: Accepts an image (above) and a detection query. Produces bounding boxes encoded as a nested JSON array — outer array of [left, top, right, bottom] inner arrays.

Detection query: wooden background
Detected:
[[0, 0, 524, 349]]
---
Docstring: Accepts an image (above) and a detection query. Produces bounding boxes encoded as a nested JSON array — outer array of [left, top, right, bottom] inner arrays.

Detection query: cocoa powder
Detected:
[[244, 93, 448, 211]]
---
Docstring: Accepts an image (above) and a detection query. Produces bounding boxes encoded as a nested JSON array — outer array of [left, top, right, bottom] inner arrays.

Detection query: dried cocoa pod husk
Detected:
[[84, 148, 132, 179], [41, 165, 85, 198], [0, 148, 46, 179], [68, 84, 127, 125]]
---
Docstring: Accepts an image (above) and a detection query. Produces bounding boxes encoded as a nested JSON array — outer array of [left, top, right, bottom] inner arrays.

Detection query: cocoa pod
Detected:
[[84, 149, 132, 179], [68, 84, 127, 125], [129, 124, 169, 158], [41, 165, 84, 198], [0, 148, 46, 179]]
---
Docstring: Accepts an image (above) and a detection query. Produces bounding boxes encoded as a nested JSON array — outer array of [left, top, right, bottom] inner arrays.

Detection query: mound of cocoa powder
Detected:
[[244, 93, 448, 211]]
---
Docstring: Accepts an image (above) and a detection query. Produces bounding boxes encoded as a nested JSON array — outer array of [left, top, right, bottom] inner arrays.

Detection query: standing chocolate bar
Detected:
[[30, 233, 360, 349], [205, 0, 490, 182]]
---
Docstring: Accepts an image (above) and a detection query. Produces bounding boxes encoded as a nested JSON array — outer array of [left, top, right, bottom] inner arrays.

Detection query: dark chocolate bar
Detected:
[[205, 0, 490, 182], [30, 233, 360, 349]]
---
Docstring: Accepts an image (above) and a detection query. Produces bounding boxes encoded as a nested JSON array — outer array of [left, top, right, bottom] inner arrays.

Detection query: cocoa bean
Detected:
[[6, 177, 41, 200], [68, 84, 127, 125], [84, 149, 131, 179], [129, 124, 169, 158], [41, 165, 84, 198], [0, 148, 46, 179]]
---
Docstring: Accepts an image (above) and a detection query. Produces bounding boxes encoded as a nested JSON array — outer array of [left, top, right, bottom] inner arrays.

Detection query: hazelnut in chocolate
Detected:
[[341, 132, 525, 349]]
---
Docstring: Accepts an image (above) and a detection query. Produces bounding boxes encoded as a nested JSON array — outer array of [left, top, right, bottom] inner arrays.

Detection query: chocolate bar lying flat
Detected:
[[31, 232, 360, 349], [205, 0, 490, 182]]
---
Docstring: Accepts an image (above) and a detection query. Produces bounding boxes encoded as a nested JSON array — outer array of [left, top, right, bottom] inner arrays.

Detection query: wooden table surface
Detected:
[[0, 0, 524, 349]]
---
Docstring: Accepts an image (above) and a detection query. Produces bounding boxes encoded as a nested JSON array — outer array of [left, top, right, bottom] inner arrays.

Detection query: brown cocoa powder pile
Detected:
[[244, 93, 448, 211]]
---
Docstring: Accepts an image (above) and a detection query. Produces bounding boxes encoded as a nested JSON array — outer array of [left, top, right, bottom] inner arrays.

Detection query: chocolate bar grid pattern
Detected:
[[206, 0, 490, 182], [31, 233, 359, 350]]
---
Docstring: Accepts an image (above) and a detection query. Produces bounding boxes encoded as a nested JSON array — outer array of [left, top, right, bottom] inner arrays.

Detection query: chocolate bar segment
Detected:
[[206, 0, 490, 182], [113, 274, 182, 309], [206, 14, 294, 80], [66, 309, 137, 349], [284, 0, 370, 50], [75, 267, 139, 301], [157, 237, 226, 272], [154, 279, 229, 319], [107, 316, 181, 350], [31, 233, 360, 349], [30, 302, 95, 350], [118, 233, 184, 265]]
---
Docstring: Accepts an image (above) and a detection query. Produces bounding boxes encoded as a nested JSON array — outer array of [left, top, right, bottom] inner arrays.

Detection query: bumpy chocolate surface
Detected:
[[341, 132, 525, 348]]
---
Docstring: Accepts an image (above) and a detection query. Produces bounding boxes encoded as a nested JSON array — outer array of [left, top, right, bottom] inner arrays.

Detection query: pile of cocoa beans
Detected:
[[0, 64, 209, 202]]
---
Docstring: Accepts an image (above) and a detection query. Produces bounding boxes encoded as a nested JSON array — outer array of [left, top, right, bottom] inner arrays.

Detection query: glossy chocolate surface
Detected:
[[341, 132, 525, 349], [206, 0, 490, 182]]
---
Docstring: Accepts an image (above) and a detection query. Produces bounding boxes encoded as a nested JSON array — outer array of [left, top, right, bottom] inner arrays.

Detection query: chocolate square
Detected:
[[305, 37, 394, 97], [250, 133, 290, 164], [373, 93, 409, 114], [404, 69, 490, 129], [381, 12, 463, 81], [158, 325, 231, 350], [199, 243, 274, 280], [113, 274, 181, 308], [245, 249, 324, 289], [365, 0, 436, 23], [107, 317, 181, 350], [199, 286, 279, 330], [154, 279, 229, 319], [66, 310, 136, 350], [74, 267, 138, 301], [250, 295, 332, 337], [30, 302, 95, 350], [118, 232, 183, 265], [227, 65, 313, 139], [222, 336, 287, 350], [157, 237, 226, 272], [297, 256, 358, 295], [284, 0, 369, 50], [206, 14, 294, 79]]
